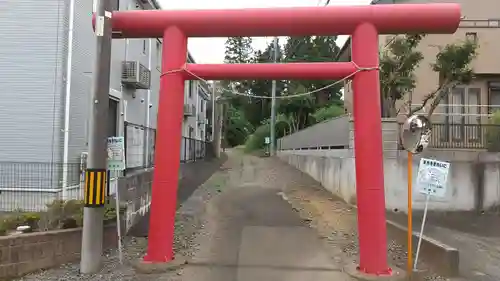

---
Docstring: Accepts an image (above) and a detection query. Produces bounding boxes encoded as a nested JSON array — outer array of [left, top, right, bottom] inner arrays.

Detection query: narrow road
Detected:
[[179, 150, 353, 281]]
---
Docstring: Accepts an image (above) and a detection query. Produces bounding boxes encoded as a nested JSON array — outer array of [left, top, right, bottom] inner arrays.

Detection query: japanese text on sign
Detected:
[[107, 137, 125, 171], [416, 158, 450, 199]]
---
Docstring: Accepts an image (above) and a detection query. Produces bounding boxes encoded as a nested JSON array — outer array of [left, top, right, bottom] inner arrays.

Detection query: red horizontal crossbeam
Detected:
[[103, 3, 460, 38], [182, 62, 357, 80]]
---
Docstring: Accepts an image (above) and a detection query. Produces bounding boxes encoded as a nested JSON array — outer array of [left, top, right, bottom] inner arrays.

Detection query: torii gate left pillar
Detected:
[[100, 3, 460, 276]]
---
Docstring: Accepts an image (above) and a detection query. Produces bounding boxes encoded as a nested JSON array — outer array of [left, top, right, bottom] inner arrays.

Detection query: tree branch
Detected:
[[396, 98, 411, 116], [409, 87, 442, 116], [427, 81, 458, 117]]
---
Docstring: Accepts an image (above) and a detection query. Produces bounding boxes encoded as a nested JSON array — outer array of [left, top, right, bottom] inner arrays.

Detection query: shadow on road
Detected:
[[127, 153, 228, 237]]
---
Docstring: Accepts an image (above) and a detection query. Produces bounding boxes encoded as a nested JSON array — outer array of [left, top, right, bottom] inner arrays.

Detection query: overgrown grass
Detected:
[[244, 123, 271, 153]]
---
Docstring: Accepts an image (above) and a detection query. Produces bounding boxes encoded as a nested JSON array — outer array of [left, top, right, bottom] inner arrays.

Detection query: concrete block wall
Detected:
[[0, 225, 117, 279], [278, 149, 500, 212]]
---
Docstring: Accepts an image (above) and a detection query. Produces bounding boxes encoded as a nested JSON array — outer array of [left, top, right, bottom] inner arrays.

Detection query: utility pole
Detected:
[[211, 82, 222, 158], [270, 37, 278, 155], [80, 0, 113, 274]]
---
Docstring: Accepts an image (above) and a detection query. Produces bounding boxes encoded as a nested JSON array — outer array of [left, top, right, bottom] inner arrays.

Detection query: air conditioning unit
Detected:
[[183, 104, 194, 117], [121, 61, 151, 89]]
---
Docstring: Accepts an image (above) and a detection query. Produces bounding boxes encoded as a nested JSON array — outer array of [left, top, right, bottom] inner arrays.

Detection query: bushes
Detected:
[[244, 123, 271, 152], [244, 118, 289, 153], [0, 211, 41, 235], [0, 198, 124, 235], [310, 104, 344, 123]]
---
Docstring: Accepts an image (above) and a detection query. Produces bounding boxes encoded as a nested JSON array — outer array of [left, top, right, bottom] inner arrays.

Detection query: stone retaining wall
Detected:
[[0, 224, 117, 279]]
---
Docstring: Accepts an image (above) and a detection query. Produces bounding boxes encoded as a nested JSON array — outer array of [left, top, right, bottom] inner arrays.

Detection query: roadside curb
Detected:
[[386, 219, 459, 277]]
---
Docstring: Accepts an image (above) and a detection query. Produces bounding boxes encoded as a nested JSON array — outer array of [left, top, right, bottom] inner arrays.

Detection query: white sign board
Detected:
[[264, 137, 270, 144], [416, 158, 450, 198], [107, 137, 126, 171]]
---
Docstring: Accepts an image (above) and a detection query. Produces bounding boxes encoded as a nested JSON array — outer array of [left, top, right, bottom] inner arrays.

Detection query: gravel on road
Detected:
[[15, 156, 233, 281], [14, 150, 458, 281]]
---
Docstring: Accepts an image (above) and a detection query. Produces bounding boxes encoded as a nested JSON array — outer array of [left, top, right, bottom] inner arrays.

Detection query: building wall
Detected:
[[342, 0, 500, 115], [180, 80, 211, 162], [67, 0, 160, 165], [0, 0, 68, 162], [182, 80, 210, 140], [196, 83, 210, 141]]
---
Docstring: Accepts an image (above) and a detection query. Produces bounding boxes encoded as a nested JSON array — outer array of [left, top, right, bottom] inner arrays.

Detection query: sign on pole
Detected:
[[413, 157, 450, 271], [265, 137, 270, 144], [416, 158, 450, 199], [107, 137, 125, 171]]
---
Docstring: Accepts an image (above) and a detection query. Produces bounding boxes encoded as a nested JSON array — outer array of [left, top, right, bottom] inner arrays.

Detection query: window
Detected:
[[466, 32, 477, 43], [108, 98, 119, 137], [200, 100, 204, 112], [444, 87, 481, 142], [156, 41, 161, 70], [489, 82, 500, 114], [142, 40, 147, 55], [188, 126, 194, 138], [188, 82, 193, 98]]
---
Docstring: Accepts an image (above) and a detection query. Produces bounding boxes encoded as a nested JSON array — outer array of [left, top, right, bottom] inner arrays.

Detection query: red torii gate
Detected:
[[103, 3, 460, 275]]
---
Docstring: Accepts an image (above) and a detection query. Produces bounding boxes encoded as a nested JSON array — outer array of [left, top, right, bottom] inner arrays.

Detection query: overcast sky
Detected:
[[156, 0, 371, 63]]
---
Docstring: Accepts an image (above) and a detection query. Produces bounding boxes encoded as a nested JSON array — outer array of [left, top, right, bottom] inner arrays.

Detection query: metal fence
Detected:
[[0, 124, 214, 212], [419, 123, 500, 150], [276, 113, 500, 151], [180, 137, 209, 163], [0, 162, 83, 212], [124, 122, 156, 172]]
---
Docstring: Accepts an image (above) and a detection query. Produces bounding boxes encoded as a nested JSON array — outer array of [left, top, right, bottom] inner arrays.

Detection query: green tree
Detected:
[[221, 36, 255, 146], [223, 36, 254, 109], [224, 37, 253, 64], [244, 114, 291, 152], [278, 84, 316, 132], [246, 40, 286, 127], [407, 38, 478, 117], [283, 36, 342, 107], [277, 36, 342, 132], [311, 102, 344, 123], [309, 36, 342, 106], [224, 104, 254, 147], [379, 34, 425, 117]]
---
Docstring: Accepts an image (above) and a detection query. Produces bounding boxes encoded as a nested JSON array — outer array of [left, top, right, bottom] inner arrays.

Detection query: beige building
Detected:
[[338, 0, 500, 148]]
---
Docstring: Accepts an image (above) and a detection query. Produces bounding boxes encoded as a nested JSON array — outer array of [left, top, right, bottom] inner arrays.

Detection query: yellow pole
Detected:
[[407, 152, 413, 274]]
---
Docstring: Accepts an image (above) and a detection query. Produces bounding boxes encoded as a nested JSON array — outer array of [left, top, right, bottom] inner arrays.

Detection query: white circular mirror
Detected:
[[400, 115, 432, 154]]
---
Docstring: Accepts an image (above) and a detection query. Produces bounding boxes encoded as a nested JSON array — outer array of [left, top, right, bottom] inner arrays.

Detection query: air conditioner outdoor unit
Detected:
[[183, 104, 194, 116], [121, 61, 151, 89]]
